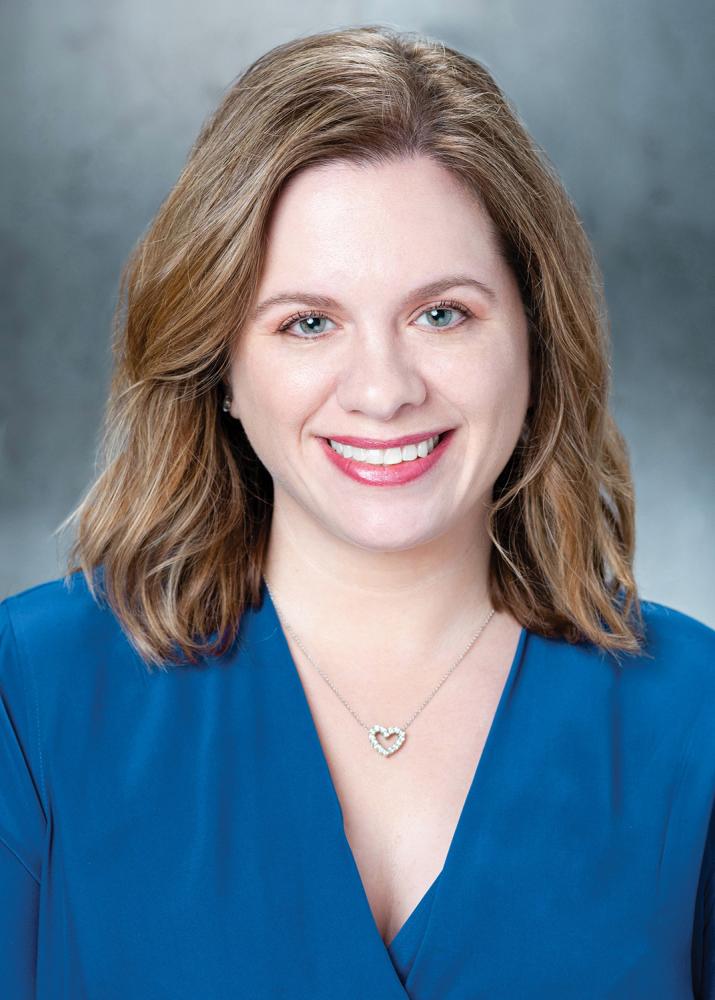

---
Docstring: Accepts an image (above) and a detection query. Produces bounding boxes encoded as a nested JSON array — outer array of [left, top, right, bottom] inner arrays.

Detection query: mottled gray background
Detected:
[[1, 1, 713, 625]]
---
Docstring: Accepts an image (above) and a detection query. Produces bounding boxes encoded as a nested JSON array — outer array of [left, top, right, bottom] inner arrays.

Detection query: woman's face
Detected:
[[228, 154, 531, 554]]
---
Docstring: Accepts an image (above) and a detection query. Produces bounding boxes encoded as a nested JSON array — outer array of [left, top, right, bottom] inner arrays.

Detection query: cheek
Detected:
[[229, 351, 320, 447], [445, 346, 529, 416], [443, 349, 530, 474]]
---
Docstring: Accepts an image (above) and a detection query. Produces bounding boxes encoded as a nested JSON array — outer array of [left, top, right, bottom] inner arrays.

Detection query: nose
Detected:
[[334, 326, 427, 422]]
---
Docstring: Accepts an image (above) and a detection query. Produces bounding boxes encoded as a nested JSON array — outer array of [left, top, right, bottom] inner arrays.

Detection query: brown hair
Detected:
[[57, 24, 645, 668]]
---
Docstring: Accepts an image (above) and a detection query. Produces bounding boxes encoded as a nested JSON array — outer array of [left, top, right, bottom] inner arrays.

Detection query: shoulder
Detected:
[[627, 597, 715, 689], [636, 597, 715, 658], [532, 595, 715, 722], [2, 569, 124, 660], [607, 596, 715, 735], [1, 569, 142, 713], [1, 570, 154, 777]]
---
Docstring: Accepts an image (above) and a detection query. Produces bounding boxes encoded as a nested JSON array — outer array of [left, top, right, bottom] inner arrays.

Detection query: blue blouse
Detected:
[[1, 570, 714, 998]]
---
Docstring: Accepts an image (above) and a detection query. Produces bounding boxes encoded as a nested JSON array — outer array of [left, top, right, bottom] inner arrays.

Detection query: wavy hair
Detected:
[[57, 24, 645, 668]]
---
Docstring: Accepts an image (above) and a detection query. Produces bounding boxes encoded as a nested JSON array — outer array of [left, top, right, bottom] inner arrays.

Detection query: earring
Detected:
[[222, 394, 232, 414]]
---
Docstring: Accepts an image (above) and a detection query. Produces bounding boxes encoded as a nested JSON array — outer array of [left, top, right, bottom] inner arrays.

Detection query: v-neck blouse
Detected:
[[387, 868, 442, 983], [1, 570, 714, 998]]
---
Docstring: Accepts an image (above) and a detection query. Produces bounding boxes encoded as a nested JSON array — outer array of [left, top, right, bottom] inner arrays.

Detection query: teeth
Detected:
[[328, 434, 442, 464]]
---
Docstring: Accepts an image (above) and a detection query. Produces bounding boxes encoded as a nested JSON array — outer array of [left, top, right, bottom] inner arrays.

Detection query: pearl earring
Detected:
[[222, 394, 232, 413]]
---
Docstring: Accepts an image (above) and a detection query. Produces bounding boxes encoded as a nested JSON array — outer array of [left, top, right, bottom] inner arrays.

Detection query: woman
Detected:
[[1, 24, 713, 999]]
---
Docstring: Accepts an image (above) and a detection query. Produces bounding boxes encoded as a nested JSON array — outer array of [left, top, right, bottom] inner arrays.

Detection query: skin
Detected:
[[226, 153, 533, 944]]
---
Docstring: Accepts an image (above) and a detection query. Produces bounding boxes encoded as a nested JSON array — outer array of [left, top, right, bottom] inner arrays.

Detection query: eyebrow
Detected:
[[250, 273, 497, 320]]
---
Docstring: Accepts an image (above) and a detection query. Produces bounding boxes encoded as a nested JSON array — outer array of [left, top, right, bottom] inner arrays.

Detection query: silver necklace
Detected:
[[263, 578, 496, 759]]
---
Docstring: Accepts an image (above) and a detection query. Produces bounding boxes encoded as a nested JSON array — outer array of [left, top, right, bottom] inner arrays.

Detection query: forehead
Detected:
[[261, 155, 503, 276]]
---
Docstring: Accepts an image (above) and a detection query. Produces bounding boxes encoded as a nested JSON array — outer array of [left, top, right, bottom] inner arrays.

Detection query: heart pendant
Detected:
[[368, 724, 407, 757]]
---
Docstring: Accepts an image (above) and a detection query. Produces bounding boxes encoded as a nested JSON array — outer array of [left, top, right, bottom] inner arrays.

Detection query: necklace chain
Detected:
[[263, 578, 496, 750]]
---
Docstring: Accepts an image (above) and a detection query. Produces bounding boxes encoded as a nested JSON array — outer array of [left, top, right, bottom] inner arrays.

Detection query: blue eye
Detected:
[[415, 300, 472, 329], [277, 311, 335, 339]]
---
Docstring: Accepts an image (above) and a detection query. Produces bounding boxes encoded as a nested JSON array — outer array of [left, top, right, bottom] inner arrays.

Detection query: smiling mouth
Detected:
[[322, 429, 453, 465]]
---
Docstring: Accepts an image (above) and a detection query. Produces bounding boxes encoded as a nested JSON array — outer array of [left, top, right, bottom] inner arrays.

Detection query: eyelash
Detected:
[[276, 298, 474, 339]]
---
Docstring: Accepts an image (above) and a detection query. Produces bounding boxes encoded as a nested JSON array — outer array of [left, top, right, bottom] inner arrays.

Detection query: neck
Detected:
[[262, 490, 495, 679]]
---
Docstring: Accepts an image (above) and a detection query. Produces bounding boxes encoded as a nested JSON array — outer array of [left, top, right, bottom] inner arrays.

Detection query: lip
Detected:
[[318, 428, 456, 487], [321, 428, 452, 449]]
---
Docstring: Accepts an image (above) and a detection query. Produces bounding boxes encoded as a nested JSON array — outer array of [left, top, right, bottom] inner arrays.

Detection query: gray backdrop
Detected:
[[2, 1, 713, 626]]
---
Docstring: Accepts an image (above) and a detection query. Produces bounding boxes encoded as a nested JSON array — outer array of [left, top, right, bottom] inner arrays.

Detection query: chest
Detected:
[[340, 732, 493, 947], [284, 630, 519, 948]]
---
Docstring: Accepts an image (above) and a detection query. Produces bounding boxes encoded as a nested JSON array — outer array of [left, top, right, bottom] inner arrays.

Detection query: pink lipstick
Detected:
[[318, 429, 455, 486]]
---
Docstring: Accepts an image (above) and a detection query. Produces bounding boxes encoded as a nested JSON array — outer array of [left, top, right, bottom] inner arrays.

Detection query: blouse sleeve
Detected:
[[0, 599, 47, 998], [693, 795, 715, 998]]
